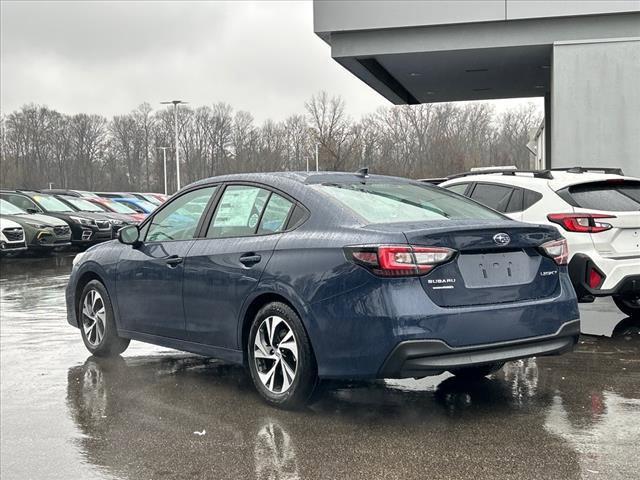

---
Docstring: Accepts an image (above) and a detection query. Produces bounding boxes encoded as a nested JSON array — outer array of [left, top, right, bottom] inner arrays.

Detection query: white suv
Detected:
[[0, 217, 27, 254], [440, 167, 640, 318]]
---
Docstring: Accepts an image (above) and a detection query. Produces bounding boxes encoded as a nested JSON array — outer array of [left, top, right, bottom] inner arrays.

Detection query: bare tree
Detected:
[[1, 95, 542, 191]]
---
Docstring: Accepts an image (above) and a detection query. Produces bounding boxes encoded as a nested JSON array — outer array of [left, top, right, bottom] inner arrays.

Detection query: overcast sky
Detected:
[[1, 0, 539, 122]]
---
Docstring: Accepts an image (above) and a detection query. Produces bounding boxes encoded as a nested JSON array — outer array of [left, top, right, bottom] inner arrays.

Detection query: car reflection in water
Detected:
[[65, 324, 638, 480]]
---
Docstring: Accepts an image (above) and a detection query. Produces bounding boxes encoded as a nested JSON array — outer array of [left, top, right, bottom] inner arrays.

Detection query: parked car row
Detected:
[[0, 189, 168, 255], [435, 166, 640, 318]]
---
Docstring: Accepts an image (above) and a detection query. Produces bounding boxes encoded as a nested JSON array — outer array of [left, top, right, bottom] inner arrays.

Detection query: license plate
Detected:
[[457, 251, 538, 288]]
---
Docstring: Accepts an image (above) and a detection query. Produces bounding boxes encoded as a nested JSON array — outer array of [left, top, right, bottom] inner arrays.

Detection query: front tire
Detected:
[[450, 362, 504, 379], [78, 280, 130, 357], [248, 302, 317, 409], [613, 295, 640, 319]]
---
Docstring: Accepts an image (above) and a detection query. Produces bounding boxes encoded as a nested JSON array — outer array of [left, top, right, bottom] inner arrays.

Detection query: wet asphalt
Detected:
[[0, 253, 639, 480]]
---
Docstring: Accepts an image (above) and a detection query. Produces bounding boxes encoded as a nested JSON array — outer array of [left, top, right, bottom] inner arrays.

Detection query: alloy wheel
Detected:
[[254, 316, 298, 394], [82, 289, 106, 346]]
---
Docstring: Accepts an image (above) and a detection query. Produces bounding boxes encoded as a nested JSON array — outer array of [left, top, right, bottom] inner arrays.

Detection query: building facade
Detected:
[[314, 0, 640, 176]]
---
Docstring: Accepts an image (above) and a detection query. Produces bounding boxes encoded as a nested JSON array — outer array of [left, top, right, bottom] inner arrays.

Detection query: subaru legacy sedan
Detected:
[[66, 172, 580, 408]]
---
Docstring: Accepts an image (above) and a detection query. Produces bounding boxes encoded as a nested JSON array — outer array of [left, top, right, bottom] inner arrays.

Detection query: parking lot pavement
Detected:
[[1, 255, 638, 480]]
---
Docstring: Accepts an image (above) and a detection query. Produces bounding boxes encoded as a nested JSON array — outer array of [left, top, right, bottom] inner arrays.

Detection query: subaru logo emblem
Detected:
[[493, 233, 511, 246]]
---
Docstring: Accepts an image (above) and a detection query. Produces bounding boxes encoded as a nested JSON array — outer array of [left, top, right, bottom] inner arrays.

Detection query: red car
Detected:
[[87, 197, 147, 223]]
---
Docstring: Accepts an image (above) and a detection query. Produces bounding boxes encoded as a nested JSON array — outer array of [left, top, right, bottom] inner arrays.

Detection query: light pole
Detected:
[[160, 100, 187, 191], [315, 143, 319, 172], [157, 146, 170, 195]]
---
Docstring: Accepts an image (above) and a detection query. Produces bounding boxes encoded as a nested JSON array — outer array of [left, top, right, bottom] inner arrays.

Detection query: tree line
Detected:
[[0, 91, 541, 193]]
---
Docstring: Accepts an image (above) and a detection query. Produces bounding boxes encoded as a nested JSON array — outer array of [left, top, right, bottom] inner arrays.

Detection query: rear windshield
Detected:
[[316, 182, 503, 223], [567, 181, 640, 211]]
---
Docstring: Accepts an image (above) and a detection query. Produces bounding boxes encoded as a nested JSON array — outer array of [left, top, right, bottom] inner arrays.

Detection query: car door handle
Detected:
[[239, 253, 261, 266], [165, 256, 183, 268]]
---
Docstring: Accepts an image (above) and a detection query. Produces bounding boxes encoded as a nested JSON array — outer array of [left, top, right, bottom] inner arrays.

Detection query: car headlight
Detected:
[[69, 216, 95, 226], [109, 219, 124, 226], [24, 221, 48, 229], [72, 251, 86, 267]]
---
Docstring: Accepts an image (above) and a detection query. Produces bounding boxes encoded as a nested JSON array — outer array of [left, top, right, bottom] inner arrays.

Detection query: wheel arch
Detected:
[[73, 265, 121, 329], [238, 290, 313, 367]]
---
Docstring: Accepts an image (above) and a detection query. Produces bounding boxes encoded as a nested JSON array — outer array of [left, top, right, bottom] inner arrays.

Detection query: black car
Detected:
[[41, 188, 97, 199], [54, 195, 133, 236], [0, 190, 112, 247]]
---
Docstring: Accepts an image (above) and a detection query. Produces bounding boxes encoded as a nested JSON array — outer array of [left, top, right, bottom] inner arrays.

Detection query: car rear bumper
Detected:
[[379, 319, 579, 378], [568, 253, 640, 300], [308, 270, 580, 379]]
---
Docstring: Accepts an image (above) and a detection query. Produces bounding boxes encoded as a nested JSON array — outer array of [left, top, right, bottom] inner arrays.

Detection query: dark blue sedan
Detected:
[[66, 171, 580, 408]]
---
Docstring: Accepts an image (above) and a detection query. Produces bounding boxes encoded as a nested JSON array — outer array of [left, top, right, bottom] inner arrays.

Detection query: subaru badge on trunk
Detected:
[[493, 233, 511, 246]]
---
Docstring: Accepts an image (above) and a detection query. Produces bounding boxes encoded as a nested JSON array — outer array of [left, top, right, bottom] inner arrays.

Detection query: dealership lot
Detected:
[[1, 253, 638, 480]]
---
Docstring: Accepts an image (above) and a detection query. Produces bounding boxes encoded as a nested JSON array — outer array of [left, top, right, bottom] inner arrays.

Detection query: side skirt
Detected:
[[118, 329, 244, 365]]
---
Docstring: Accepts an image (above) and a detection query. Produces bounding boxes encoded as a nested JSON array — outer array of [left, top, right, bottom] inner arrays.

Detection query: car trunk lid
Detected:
[[366, 219, 562, 307]]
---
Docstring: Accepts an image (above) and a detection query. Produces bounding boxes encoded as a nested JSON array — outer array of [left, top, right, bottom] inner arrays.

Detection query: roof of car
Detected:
[[442, 169, 638, 191], [187, 171, 422, 191]]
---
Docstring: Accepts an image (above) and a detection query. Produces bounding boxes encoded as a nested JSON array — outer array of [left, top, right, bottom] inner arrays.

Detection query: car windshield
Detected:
[[100, 200, 136, 214], [140, 194, 161, 205], [65, 197, 104, 212], [0, 198, 26, 215], [123, 199, 156, 211], [316, 181, 503, 223], [33, 194, 75, 212]]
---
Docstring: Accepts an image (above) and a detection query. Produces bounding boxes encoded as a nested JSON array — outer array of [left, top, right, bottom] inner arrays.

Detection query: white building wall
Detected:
[[551, 38, 640, 177]]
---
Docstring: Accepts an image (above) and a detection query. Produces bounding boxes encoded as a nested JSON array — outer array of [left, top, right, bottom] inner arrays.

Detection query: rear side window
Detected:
[[505, 188, 523, 213], [257, 194, 293, 235], [316, 182, 502, 223], [469, 183, 513, 213], [524, 189, 543, 210], [565, 181, 640, 211], [207, 185, 270, 238]]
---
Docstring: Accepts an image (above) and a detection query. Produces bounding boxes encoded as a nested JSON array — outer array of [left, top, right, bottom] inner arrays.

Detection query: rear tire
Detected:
[[247, 302, 317, 409], [613, 295, 640, 319], [450, 362, 504, 379], [78, 280, 129, 357]]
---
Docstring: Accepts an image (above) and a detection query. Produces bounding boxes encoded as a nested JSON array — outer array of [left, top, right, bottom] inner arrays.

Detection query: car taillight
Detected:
[[539, 238, 569, 265], [547, 213, 615, 233], [345, 245, 456, 277]]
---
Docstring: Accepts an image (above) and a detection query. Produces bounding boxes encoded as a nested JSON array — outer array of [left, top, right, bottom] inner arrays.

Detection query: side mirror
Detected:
[[26, 208, 39, 214], [118, 225, 140, 246]]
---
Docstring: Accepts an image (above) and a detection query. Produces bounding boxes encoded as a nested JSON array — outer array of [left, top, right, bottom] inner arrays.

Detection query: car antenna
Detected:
[[355, 167, 369, 178]]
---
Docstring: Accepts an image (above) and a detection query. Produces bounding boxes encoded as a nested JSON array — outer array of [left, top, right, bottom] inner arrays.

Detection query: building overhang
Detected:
[[316, 6, 640, 104]]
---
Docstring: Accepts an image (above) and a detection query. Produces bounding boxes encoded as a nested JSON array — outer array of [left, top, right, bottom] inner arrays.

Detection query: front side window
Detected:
[[207, 185, 271, 238], [146, 187, 217, 242], [316, 182, 502, 223]]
